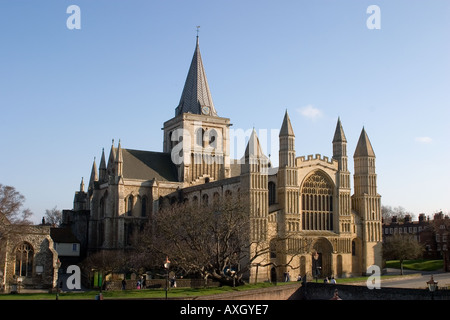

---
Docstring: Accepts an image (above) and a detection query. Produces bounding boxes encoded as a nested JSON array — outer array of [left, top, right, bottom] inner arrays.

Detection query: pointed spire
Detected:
[[99, 148, 106, 170], [333, 117, 347, 143], [354, 127, 375, 157], [115, 139, 123, 176], [175, 36, 217, 116], [80, 177, 85, 192], [89, 158, 98, 182], [88, 158, 98, 194], [99, 148, 107, 181], [115, 139, 123, 163], [245, 128, 266, 158], [279, 110, 295, 137]]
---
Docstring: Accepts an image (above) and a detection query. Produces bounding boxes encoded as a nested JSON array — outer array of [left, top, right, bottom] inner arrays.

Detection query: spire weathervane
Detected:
[[196, 25, 200, 38]]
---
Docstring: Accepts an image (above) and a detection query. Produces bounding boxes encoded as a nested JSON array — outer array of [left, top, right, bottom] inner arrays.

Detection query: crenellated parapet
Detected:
[[296, 154, 338, 170]]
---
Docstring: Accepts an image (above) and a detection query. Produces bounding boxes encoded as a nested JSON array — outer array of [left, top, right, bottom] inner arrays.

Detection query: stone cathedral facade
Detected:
[[68, 37, 383, 282]]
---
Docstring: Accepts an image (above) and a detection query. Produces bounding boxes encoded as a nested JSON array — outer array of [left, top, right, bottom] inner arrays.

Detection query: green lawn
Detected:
[[0, 281, 295, 300], [2, 260, 442, 300], [385, 259, 443, 271]]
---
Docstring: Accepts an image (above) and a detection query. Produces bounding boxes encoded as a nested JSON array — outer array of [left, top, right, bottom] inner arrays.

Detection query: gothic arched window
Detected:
[[141, 196, 147, 217], [195, 128, 205, 148], [126, 195, 133, 216], [207, 129, 218, 149], [301, 171, 334, 231], [192, 196, 199, 206], [202, 194, 209, 206], [268, 181, 276, 205], [100, 198, 105, 218], [15, 242, 34, 277]]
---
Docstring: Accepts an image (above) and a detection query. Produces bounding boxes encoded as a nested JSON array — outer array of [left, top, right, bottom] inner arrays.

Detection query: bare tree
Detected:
[[382, 205, 414, 223], [0, 184, 33, 225], [383, 234, 424, 275], [81, 250, 129, 291], [135, 195, 282, 286], [43, 206, 63, 226]]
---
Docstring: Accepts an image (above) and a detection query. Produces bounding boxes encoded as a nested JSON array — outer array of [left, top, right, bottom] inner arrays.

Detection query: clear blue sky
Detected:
[[0, 0, 449, 223]]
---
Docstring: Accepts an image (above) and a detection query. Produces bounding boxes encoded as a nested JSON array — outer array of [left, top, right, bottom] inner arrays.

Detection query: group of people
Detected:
[[121, 276, 147, 290], [283, 271, 337, 284], [323, 276, 337, 284], [120, 275, 178, 290]]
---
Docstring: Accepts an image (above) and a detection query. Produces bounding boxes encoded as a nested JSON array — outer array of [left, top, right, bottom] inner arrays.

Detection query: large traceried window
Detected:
[[15, 242, 34, 277], [301, 171, 334, 231]]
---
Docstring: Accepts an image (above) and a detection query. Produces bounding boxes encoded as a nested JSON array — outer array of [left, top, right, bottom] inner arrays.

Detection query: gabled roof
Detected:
[[354, 127, 375, 157], [50, 227, 80, 243], [122, 149, 179, 182], [175, 37, 217, 117]]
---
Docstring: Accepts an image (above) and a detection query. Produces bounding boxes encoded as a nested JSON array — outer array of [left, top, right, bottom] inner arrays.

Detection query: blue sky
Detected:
[[0, 0, 449, 223]]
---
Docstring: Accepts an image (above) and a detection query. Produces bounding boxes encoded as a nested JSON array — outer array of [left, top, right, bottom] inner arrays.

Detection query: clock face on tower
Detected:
[[201, 106, 210, 115]]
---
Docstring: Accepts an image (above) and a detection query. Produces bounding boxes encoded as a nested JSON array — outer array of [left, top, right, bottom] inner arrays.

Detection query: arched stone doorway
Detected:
[[270, 267, 277, 284], [311, 238, 333, 278]]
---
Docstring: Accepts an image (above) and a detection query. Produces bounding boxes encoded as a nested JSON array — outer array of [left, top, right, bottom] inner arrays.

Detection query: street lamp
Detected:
[[427, 275, 438, 300], [164, 256, 170, 300]]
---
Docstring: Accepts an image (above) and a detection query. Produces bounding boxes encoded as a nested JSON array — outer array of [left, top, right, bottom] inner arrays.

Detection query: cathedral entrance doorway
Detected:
[[311, 238, 333, 279]]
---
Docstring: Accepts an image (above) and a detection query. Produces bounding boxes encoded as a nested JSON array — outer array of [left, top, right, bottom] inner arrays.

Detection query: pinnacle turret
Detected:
[[279, 110, 295, 137], [354, 127, 375, 158], [333, 117, 347, 143]]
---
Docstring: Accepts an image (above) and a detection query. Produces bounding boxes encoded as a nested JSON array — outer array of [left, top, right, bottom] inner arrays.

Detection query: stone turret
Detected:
[[333, 118, 351, 233], [352, 127, 382, 272]]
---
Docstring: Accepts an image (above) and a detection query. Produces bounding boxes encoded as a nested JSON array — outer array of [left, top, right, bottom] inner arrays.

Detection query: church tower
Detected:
[[241, 129, 270, 282], [163, 36, 231, 185], [278, 111, 300, 235], [277, 111, 301, 278], [352, 128, 382, 272], [332, 118, 351, 234]]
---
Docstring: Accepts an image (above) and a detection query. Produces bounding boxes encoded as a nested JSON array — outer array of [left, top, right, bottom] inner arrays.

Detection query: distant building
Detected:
[[50, 227, 81, 268], [382, 214, 429, 242], [383, 212, 450, 271], [0, 217, 58, 292]]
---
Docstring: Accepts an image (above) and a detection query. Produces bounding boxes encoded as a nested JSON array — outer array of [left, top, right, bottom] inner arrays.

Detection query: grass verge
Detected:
[[385, 259, 443, 271], [0, 281, 296, 300]]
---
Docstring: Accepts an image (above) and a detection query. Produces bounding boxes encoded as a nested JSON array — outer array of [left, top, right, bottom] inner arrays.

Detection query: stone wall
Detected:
[[105, 278, 220, 290], [296, 282, 450, 300], [1, 225, 58, 291], [195, 283, 302, 300]]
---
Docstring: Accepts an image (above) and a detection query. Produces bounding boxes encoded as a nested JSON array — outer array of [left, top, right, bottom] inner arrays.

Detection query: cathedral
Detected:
[[68, 36, 383, 282]]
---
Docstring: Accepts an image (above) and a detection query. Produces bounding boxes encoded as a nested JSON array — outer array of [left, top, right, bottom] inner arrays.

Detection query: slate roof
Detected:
[[175, 37, 217, 117], [50, 228, 80, 243], [122, 149, 179, 182]]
